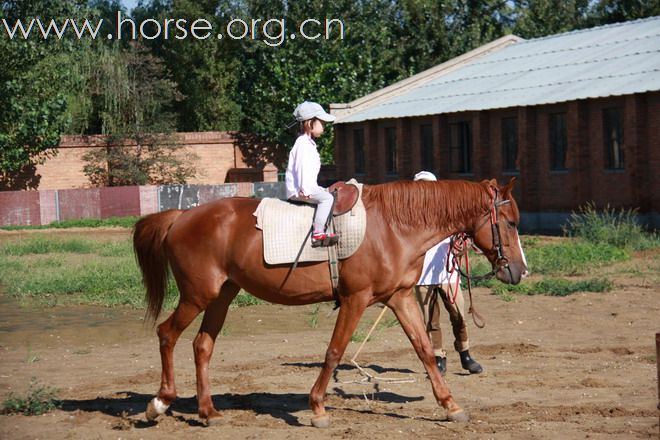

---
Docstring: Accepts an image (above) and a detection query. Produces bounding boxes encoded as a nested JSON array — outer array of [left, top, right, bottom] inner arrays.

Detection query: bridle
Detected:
[[444, 187, 518, 328], [448, 186, 514, 282]]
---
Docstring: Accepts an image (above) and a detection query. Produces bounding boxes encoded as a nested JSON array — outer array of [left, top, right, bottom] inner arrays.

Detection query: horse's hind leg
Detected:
[[386, 290, 469, 422], [146, 300, 204, 421], [193, 281, 240, 425]]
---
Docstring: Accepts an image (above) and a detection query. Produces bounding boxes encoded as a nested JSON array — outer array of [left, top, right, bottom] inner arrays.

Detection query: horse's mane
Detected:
[[361, 180, 490, 230]]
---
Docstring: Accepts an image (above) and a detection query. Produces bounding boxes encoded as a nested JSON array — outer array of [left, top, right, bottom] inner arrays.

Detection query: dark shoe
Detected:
[[459, 350, 483, 374], [435, 356, 447, 376]]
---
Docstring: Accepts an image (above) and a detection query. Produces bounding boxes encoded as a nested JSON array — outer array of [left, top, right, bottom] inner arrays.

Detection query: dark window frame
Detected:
[[449, 121, 472, 174], [420, 124, 434, 172], [549, 112, 568, 171], [353, 128, 365, 175], [385, 126, 398, 175], [501, 117, 518, 172], [603, 107, 624, 170]]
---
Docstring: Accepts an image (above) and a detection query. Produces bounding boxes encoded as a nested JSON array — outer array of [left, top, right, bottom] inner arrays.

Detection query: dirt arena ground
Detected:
[[0, 231, 658, 439]]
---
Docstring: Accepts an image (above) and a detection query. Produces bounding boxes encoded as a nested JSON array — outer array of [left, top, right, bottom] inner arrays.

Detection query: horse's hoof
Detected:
[[447, 409, 469, 423], [145, 401, 161, 421], [311, 414, 331, 428], [145, 397, 168, 421]]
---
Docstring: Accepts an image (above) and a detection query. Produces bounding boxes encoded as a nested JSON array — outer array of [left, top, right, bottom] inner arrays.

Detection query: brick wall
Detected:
[[32, 131, 276, 190]]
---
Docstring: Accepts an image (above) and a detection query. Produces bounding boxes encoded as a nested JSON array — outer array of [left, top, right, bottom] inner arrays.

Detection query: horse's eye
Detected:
[[507, 221, 517, 229]]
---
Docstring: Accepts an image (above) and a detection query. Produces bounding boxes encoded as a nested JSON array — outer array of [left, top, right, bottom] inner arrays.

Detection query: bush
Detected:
[[563, 202, 659, 250]]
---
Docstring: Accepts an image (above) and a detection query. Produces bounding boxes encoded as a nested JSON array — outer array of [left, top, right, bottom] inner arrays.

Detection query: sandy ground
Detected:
[[0, 232, 658, 439]]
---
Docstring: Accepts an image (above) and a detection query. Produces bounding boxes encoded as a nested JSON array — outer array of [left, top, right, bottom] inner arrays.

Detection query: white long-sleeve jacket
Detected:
[[285, 134, 323, 198], [417, 237, 459, 286]]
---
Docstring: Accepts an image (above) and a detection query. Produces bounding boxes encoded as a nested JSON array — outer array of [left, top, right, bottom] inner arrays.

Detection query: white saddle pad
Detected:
[[253, 183, 366, 265]]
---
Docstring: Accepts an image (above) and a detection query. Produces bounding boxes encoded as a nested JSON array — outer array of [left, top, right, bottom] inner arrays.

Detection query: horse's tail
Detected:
[[133, 209, 184, 323]]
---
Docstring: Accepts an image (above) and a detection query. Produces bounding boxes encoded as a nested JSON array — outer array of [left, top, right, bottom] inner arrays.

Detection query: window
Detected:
[[385, 127, 397, 175], [603, 108, 624, 169], [549, 113, 567, 170], [501, 117, 518, 172], [353, 128, 365, 174], [420, 124, 434, 171], [449, 121, 472, 173]]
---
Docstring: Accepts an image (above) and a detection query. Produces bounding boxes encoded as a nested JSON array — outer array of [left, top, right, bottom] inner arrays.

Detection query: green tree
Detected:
[[77, 43, 196, 186], [512, 0, 591, 38], [133, 0, 242, 132], [443, 0, 513, 57], [589, 0, 660, 25], [0, 0, 86, 189], [225, 0, 412, 168]]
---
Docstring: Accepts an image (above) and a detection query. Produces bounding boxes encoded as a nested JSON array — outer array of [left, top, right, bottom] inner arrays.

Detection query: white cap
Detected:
[[414, 171, 437, 181], [293, 101, 336, 122]]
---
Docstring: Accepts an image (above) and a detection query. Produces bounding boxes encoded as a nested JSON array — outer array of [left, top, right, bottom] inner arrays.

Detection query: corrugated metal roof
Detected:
[[335, 17, 660, 124]]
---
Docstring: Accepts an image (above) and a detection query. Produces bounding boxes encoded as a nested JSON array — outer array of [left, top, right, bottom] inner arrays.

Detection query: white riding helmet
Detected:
[[413, 171, 437, 182]]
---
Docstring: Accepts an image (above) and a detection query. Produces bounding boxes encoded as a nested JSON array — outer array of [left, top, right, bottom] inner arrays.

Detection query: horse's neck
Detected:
[[363, 180, 484, 254]]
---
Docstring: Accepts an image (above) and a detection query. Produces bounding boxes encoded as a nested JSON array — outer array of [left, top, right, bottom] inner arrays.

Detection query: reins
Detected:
[[447, 234, 486, 328], [445, 186, 514, 329]]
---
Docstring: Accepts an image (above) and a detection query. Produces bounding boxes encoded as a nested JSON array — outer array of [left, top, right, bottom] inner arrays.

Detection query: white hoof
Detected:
[[146, 397, 169, 421]]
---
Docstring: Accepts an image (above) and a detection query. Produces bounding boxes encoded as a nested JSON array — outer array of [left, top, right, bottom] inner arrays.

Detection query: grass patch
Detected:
[[471, 239, 629, 288], [492, 277, 613, 298], [308, 304, 321, 328], [1, 237, 98, 256], [1, 379, 59, 416], [0, 235, 266, 310], [231, 290, 266, 307], [525, 241, 628, 275], [0, 216, 139, 231], [461, 234, 625, 299]]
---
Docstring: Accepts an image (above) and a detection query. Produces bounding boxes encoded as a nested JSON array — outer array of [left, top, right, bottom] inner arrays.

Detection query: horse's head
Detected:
[[470, 178, 528, 285]]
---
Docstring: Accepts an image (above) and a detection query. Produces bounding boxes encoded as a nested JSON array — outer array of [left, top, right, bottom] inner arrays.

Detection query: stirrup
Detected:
[[311, 232, 339, 248]]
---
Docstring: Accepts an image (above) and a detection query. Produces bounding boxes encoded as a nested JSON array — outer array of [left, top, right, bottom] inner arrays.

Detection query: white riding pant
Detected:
[[289, 188, 334, 232]]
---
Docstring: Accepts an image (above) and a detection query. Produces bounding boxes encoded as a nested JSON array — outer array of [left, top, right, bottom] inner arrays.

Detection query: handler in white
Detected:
[[414, 171, 483, 375], [285, 101, 338, 247]]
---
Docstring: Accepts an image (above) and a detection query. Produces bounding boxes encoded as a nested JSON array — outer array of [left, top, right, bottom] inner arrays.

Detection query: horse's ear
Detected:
[[481, 178, 498, 189], [502, 177, 516, 197]]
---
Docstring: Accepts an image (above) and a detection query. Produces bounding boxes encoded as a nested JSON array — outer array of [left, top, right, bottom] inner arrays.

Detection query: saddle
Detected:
[[328, 181, 359, 216], [253, 181, 366, 265]]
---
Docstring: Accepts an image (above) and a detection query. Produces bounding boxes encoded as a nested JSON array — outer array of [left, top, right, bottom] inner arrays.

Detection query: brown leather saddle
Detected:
[[328, 181, 360, 216]]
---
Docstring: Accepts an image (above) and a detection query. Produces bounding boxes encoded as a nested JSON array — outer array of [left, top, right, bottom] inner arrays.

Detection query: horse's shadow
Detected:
[[57, 387, 426, 428]]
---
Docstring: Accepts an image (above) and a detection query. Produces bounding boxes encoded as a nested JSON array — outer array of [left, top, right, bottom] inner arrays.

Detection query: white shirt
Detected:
[[285, 134, 323, 198], [417, 237, 459, 286]]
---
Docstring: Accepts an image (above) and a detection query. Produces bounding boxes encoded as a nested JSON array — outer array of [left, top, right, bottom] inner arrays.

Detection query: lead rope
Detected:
[[448, 234, 486, 329]]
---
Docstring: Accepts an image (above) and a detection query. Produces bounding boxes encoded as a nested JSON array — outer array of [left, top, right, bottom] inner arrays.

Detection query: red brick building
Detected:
[[331, 18, 660, 231]]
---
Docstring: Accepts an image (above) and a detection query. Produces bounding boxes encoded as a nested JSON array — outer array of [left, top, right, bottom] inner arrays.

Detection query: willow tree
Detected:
[[75, 42, 196, 186]]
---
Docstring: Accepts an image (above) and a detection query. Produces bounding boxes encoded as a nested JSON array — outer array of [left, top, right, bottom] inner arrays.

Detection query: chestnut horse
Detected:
[[133, 178, 528, 427]]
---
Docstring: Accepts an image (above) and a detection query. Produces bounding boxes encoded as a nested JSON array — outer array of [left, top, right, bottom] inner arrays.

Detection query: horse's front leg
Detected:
[[309, 293, 369, 428], [386, 289, 469, 422], [193, 282, 239, 425]]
